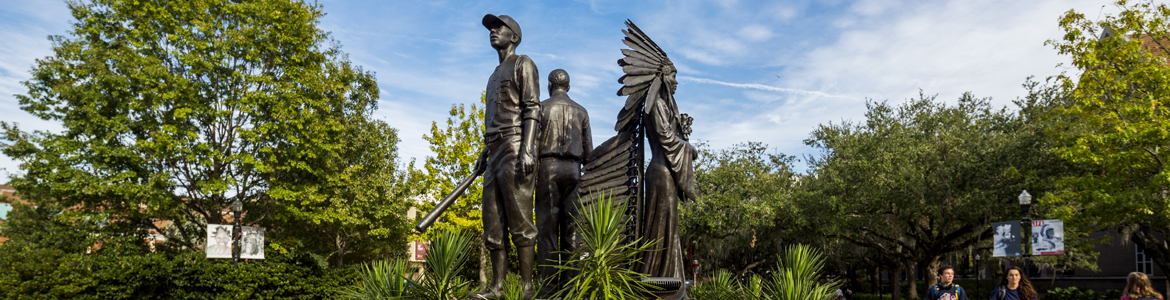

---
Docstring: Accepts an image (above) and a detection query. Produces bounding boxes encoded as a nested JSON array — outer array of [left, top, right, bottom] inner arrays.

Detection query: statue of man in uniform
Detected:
[[534, 69, 592, 298], [471, 14, 541, 300]]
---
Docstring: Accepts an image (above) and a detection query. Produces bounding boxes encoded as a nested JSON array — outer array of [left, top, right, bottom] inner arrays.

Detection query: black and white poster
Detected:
[[1032, 219, 1064, 255], [206, 224, 265, 259], [992, 221, 1021, 257], [206, 224, 233, 259], [240, 226, 265, 260]]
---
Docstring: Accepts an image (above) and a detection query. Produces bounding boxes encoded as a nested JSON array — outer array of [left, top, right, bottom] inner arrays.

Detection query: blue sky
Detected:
[[0, 0, 1120, 178]]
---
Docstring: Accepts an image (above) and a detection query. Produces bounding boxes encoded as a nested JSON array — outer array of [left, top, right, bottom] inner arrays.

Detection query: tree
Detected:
[[410, 97, 486, 238], [1047, 0, 1170, 281], [801, 92, 1062, 298], [0, 0, 388, 258], [408, 96, 487, 281], [274, 118, 414, 266], [681, 142, 798, 277]]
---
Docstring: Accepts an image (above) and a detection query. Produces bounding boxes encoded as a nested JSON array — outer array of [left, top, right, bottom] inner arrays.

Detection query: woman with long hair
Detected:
[[989, 267, 1038, 300], [1122, 272, 1164, 300]]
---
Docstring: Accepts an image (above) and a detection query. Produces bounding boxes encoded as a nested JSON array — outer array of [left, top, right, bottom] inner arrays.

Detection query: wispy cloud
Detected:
[[678, 76, 854, 99]]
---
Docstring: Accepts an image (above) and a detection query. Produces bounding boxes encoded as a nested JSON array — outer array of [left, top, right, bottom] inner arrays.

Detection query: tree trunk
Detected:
[[925, 257, 942, 287], [872, 266, 880, 294], [893, 264, 903, 300], [908, 261, 918, 300], [335, 234, 346, 267]]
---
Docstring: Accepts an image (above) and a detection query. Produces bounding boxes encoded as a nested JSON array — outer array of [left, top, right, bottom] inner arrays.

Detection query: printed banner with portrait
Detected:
[[206, 224, 233, 259], [1031, 219, 1064, 255], [992, 221, 1021, 257]]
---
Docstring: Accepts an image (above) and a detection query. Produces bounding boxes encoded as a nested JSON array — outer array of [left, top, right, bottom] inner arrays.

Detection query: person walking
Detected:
[[926, 265, 968, 300], [989, 266, 1038, 300], [1121, 272, 1164, 300]]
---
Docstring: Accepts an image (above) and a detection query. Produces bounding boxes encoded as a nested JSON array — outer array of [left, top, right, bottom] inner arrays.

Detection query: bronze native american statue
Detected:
[[575, 20, 698, 297]]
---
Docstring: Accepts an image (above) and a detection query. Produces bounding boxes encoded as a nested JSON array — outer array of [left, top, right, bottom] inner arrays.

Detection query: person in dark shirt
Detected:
[[989, 266, 1038, 300], [926, 265, 968, 300], [534, 69, 591, 298]]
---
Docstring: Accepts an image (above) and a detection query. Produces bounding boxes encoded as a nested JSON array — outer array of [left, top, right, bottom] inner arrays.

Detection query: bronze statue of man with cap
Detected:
[[472, 13, 541, 300]]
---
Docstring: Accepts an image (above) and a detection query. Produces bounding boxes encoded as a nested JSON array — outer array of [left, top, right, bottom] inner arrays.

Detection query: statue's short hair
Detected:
[[549, 69, 570, 90]]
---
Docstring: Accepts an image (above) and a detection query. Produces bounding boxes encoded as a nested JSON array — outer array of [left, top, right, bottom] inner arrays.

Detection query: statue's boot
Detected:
[[519, 246, 536, 300], [469, 249, 507, 300]]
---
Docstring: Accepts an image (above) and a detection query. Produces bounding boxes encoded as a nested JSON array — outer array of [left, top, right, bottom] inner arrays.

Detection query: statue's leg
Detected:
[[471, 148, 507, 300], [498, 137, 538, 300], [535, 160, 560, 297], [557, 162, 582, 293]]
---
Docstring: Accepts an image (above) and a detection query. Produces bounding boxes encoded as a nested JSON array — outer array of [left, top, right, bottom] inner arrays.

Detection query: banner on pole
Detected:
[[206, 224, 265, 259], [240, 226, 265, 260], [992, 221, 1021, 257], [207, 224, 233, 259], [1031, 219, 1064, 255]]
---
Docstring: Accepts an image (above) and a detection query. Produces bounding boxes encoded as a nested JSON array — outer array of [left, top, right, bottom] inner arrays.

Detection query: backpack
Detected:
[[932, 284, 962, 300]]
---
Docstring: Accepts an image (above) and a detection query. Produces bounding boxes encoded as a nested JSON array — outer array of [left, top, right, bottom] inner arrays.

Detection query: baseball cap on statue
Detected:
[[482, 14, 522, 45]]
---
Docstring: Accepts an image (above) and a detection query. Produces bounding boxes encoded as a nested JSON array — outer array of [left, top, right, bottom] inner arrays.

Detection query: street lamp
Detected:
[[975, 254, 981, 292], [231, 199, 242, 300], [1018, 190, 1032, 275], [232, 200, 243, 269]]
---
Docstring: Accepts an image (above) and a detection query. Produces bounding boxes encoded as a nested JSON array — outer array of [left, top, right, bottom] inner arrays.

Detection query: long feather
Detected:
[[642, 78, 662, 115], [622, 65, 657, 76], [622, 28, 664, 61], [619, 57, 658, 70], [625, 20, 668, 59], [622, 30, 658, 58], [621, 49, 662, 67], [620, 74, 656, 87]]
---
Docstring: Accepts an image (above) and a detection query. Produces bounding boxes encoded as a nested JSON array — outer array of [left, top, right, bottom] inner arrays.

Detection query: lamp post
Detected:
[[231, 200, 242, 300], [1018, 190, 1032, 275], [232, 200, 243, 269], [975, 254, 981, 292]]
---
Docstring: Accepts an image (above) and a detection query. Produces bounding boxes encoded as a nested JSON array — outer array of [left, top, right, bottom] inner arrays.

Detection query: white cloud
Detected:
[[738, 25, 774, 42]]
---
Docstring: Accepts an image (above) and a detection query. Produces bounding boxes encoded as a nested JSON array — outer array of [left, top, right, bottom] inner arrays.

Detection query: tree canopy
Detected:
[[0, 0, 409, 264], [1046, 0, 1170, 277]]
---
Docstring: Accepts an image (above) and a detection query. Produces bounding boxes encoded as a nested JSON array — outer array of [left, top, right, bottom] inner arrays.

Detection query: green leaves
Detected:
[[1, 0, 408, 264], [552, 193, 656, 300], [409, 97, 487, 239], [687, 245, 840, 300], [1046, 0, 1170, 277], [682, 142, 797, 276], [801, 90, 1067, 286], [411, 228, 477, 300], [767, 245, 841, 300]]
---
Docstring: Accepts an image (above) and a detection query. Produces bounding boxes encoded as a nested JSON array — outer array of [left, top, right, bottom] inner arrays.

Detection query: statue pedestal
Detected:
[[641, 277, 690, 300]]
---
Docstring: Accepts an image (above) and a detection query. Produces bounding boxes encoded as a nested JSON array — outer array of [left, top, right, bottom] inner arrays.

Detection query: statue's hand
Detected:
[[519, 150, 536, 178], [473, 149, 488, 175]]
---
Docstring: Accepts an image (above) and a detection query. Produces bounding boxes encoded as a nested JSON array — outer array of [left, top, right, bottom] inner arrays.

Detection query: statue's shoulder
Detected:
[[515, 54, 536, 67]]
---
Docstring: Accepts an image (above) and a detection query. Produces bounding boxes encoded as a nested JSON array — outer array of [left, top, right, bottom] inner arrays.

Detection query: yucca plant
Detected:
[[340, 259, 413, 299], [500, 273, 525, 300], [411, 228, 477, 300], [552, 193, 657, 300], [744, 273, 767, 300], [690, 269, 742, 300], [765, 244, 841, 300]]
